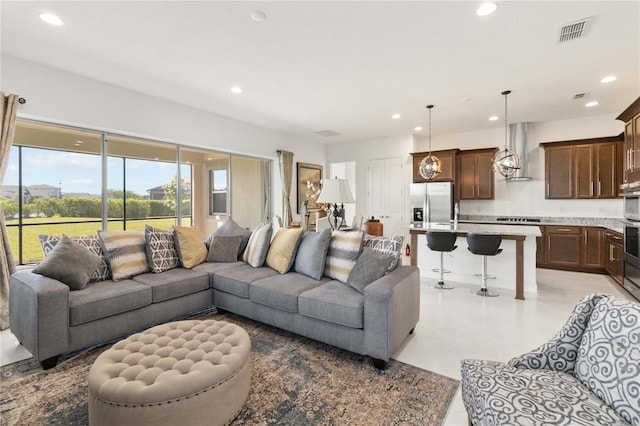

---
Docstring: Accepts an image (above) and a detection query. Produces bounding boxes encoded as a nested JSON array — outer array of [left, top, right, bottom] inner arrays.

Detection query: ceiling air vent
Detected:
[[314, 130, 340, 137], [558, 17, 591, 43], [573, 92, 589, 100]]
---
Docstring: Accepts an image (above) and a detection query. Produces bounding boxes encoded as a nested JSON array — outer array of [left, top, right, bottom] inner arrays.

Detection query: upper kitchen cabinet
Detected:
[[617, 96, 640, 183], [411, 149, 458, 183], [541, 135, 623, 199], [457, 148, 496, 200]]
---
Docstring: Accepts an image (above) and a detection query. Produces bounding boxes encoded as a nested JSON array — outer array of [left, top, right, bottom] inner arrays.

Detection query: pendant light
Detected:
[[493, 90, 520, 179], [418, 104, 442, 180]]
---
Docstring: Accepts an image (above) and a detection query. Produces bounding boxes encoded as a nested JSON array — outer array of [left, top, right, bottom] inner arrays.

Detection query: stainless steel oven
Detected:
[[622, 183, 640, 300]]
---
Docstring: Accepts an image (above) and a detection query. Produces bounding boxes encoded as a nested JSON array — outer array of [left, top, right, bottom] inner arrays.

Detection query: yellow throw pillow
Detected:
[[266, 228, 304, 274], [173, 225, 208, 269]]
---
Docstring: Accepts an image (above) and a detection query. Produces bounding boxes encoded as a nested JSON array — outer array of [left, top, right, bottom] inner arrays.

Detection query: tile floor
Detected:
[[0, 268, 634, 425]]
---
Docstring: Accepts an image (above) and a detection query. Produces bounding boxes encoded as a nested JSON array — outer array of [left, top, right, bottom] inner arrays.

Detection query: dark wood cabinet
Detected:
[[581, 227, 604, 269], [605, 230, 623, 285], [538, 225, 605, 272], [457, 148, 495, 200], [541, 137, 623, 199], [536, 226, 545, 265], [543, 225, 582, 268], [545, 146, 574, 198], [411, 149, 458, 183], [617, 96, 640, 183]]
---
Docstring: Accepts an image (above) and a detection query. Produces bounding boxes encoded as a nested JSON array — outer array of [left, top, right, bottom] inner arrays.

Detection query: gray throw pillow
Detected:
[[294, 229, 331, 280], [33, 234, 103, 291], [207, 235, 243, 262], [347, 248, 394, 293], [205, 217, 252, 260]]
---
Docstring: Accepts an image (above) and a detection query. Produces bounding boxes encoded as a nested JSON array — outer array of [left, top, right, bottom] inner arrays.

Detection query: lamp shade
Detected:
[[316, 178, 355, 204]]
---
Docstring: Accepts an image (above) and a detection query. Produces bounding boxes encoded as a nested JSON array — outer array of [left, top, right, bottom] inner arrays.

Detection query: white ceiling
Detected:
[[1, 1, 639, 143]]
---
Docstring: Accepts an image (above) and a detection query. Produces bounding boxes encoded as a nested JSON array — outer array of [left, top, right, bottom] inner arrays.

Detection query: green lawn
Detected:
[[6, 217, 188, 264]]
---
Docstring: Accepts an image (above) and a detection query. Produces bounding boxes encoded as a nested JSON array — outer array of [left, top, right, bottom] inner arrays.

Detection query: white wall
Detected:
[[1, 55, 327, 224], [326, 134, 415, 223]]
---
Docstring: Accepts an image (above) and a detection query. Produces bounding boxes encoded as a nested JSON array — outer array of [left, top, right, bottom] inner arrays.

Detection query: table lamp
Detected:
[[316, 178, 355, 230]]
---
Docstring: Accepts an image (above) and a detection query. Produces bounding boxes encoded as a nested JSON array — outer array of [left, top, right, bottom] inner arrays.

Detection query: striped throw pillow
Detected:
[[98, 230, 149, 281], [242, 223, 273, 267], [324, 230, 364, 283]]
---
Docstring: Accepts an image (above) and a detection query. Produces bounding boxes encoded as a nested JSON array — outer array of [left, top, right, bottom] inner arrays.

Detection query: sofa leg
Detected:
[[40, 355, 60, 370], [372, 358, 388, 371], [409, 327, 415, 334]]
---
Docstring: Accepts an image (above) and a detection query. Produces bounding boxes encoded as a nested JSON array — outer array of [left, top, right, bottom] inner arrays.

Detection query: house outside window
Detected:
[[209, 169, 228, 215]]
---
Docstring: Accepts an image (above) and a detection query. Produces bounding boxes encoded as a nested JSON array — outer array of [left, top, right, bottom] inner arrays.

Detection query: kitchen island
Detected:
[[410, 222, 541, 300]]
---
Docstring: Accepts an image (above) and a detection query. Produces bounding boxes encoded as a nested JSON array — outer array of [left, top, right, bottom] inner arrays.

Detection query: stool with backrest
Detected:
[[466, 233, 502, 297], [426, 231, 458, 290]]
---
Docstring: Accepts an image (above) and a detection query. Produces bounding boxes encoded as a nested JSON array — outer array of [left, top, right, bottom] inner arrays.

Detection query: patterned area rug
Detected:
[[0, 312, 459, 426]]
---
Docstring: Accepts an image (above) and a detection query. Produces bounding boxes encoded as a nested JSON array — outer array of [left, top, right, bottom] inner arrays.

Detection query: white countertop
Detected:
[[410, 222, 542, 237]]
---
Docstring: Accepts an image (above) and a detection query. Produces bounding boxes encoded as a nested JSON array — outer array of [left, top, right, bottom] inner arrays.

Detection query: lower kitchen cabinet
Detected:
[[605, 230, 624, 285], [581, 227, 605, 269], [538, 225, 606, 272], [543, 225, 582, 268]]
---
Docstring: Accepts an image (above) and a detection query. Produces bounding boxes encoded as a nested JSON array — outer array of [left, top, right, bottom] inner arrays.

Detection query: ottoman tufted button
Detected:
[[88, 319, 251, 426]]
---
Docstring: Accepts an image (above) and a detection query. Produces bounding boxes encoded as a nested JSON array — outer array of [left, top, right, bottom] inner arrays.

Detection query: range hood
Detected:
[[506, 122, 532, 181]]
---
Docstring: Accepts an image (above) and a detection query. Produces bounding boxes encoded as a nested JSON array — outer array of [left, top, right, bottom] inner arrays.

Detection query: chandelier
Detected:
[[418, 105, 441, 180], [493, 90, 520, 179]]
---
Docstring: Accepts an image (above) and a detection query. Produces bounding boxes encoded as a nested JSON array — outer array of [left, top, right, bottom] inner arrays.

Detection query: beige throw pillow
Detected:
[[173, 225, 208, 269], [266, 228, 303, 274]]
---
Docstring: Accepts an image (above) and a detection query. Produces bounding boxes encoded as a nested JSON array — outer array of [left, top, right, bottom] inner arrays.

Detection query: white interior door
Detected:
[[367, 157, 403, 237]]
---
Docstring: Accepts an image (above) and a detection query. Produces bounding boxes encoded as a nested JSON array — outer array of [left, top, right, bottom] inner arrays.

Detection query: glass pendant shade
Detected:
[[419, 104, 441, 180], [419, 155, 442, 180]]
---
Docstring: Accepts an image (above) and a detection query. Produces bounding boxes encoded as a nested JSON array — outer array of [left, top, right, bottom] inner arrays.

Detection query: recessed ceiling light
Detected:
[[489, 115, 499, 121], [476, 2, 497, 16], [250, 11, 267, 22], [230, 86, 243, 94], [586, 101, 599, 107], [392, 113, 401, 120], [601, 75, 617, 83], [414, 126, 423, 132], [75, 140, 84, 144], [40, 13, 64, 26]]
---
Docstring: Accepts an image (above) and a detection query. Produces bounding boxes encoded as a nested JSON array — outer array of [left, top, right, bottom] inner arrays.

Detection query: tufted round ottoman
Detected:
[[88, 319, 251, 426]]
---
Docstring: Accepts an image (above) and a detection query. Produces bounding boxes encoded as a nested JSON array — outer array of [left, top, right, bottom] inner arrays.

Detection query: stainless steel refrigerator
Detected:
[[409, 182, 454, 227]]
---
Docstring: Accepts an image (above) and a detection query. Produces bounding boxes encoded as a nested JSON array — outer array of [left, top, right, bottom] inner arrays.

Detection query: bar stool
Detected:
[[426, 231, 457, 290], [466, 233, 502, 297]]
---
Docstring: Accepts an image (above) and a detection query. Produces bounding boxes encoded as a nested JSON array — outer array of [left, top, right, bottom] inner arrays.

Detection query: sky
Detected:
[[4, 146, 186, 196]]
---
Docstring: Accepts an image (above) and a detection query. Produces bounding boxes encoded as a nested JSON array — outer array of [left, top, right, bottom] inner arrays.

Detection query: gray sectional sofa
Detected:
[[9, 239, 420, 370]]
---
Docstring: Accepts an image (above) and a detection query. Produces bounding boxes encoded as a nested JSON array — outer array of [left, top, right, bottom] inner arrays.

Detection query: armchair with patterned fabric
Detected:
[[461, 293, 640, 426]]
